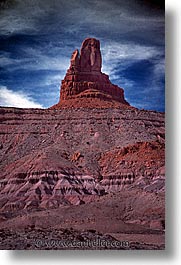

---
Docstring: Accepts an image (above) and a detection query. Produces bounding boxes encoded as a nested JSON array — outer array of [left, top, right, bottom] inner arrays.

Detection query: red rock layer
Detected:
[[51, 38, 130, 109]]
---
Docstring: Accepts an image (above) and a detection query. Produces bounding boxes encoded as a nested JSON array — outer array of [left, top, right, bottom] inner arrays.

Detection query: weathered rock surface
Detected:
[[0, 106, 164, 212], [0, 38, 165, 249], [0, 106, 165, 249], [51, 38, 129, 108]]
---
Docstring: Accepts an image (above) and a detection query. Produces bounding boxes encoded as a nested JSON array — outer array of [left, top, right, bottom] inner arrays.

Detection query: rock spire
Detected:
[[51, 38, 130, 108]]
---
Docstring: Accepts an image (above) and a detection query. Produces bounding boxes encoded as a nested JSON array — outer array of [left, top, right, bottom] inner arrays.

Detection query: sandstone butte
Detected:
[[0, 38, 165, 250], [51, 38, 130, 109]]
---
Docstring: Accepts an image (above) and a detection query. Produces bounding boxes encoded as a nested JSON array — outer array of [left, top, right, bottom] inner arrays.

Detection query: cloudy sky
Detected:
[[0, 0, 165, 111]]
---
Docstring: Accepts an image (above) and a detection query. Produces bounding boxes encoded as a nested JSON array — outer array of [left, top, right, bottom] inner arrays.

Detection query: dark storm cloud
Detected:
[[0, 0, 164, 40], [0, 0, 165, 110]]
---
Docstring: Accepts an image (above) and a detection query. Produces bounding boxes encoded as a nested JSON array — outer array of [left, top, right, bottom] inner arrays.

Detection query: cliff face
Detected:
[[51, 38, 129, 109], [0, 107, 165, 212]]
